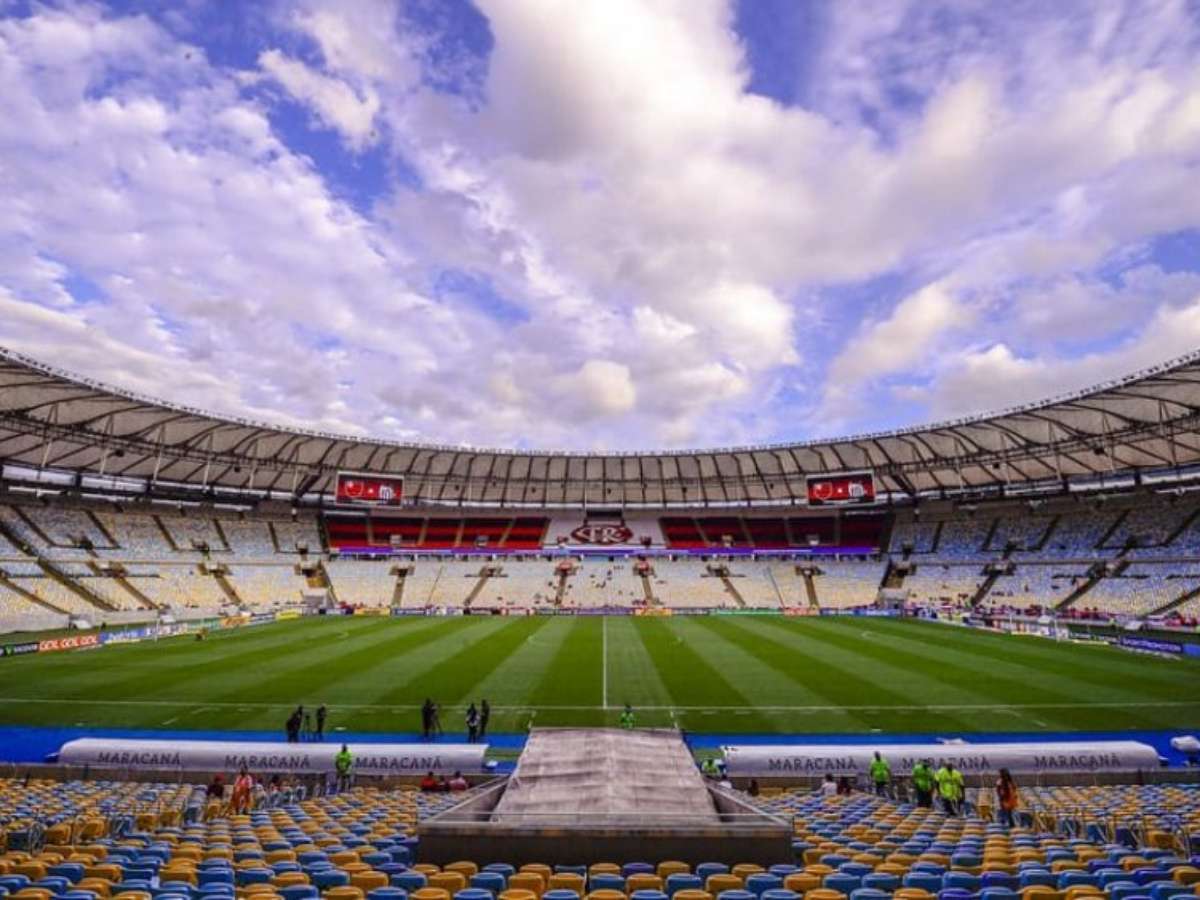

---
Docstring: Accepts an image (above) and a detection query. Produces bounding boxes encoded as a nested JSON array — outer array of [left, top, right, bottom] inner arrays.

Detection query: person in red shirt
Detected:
[[419, 771, 439, 792]]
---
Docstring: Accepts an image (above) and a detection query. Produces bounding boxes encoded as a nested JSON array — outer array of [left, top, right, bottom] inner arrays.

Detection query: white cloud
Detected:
[[258, 49, 380, 149]]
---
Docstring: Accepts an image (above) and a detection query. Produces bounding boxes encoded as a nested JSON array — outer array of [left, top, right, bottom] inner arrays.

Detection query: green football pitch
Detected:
[[1, 615, 1197, 735]]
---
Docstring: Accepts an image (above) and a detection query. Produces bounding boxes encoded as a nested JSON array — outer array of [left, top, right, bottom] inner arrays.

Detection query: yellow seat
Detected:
[[113, 892, 152, 900], [409, 890, 451, 900], [784, 874, 821, 894], [445, 862, 479, 879], [499, 891, 537, 900], [413, 865, 441, 877], [584, 892, 626, 900], [589, 866, 621, 879], [350, 873, 388, 892], [672, 892, 712, 900], [1019, 888, 1059, 900], [1064, 888, 1102, 900], [1172, 868, 1200, 885], [77, 878, 113, 897], [428, 872, 467, 895], [549, 874, 585, 893], [271, 873, 309, 888], [705, 875, 741, 895], [657, 863, 689, 880], [894, 891, 934, 900], [13, 864, 47, 881], [322, 888, 365, 900], [507, 873, 544, 898], [330, 852, 360, 867], [626, 875, 663, 894], [804, 891, 847, 900], [12, 890, 54, 900]]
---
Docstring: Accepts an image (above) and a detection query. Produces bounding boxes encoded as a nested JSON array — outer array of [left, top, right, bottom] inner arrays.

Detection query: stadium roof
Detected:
[[4, 345, 1200, 507]]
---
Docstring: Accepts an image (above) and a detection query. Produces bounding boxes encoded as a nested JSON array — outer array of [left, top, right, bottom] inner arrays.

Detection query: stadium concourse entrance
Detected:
[[419, 728, 790, 866]]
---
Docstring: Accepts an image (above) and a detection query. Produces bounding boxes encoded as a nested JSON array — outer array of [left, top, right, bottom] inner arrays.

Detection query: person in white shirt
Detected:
[[820, 773, 838, 798]]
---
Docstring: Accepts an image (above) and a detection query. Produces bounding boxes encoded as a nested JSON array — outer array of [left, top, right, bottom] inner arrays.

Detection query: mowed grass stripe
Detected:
[[470, 619, 597, 734], [781, 616, 1165, 730], [861, 617, 1199, 697], [632, 617, 774, 732], [520, 617, 602, 728], [604, 616, 674, 713], [811, 617, 1178, 729], [0, 618, 369, 702], [216, 617, 466, 729], [371, 615, 551, 712]]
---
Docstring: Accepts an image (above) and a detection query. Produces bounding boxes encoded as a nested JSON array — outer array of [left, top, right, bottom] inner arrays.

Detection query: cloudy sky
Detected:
[[2, 0, 1199, 451]]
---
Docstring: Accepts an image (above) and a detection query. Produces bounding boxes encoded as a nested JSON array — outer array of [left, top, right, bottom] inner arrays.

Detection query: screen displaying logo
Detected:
[[335, 472, 404, 506], [570, 523, 634, 545], [806, 472, 876, 506]]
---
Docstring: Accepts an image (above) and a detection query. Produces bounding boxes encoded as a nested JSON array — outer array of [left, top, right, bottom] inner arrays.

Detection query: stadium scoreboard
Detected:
[[335, 471, 404, 506], [806, 471, 875, 505]]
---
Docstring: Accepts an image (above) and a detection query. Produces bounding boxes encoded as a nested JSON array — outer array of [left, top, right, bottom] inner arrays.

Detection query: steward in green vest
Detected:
[[869, 751, 891, 796], [911, 758, 935, 808], [619, 704, 635, 730], [334, 744, 354, 792]]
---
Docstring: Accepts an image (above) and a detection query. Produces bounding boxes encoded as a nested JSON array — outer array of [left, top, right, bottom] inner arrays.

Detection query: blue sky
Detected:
[[1, 0, 1199, 450]]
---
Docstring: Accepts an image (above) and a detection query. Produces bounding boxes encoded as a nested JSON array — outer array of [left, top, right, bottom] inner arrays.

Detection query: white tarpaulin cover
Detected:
[[56, 738, 487, 774], [723, 740, 1160, 776]]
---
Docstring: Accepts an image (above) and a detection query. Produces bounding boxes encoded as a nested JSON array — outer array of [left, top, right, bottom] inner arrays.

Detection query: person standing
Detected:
[[479, 699, 490, 739], [231, 766, 253, 814], [466, 703, 479, 743], [421, 698, 434, 741], [820, 773, 838, 800], [936, 761, 964, 816], [995, 768, 1019, 827], [869, 751, 891, 797], [911, 758, 935, 808], [302, 709, 313, 742], [431, 700, 443, 737], [286, 707, 301, 743], [334, 744, 354, 793], [619, 704, 635, 729], [316, 704, 327, 742]]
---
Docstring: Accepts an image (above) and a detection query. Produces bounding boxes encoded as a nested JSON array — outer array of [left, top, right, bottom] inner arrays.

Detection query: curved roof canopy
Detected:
[[3, 346, 1200, 507]]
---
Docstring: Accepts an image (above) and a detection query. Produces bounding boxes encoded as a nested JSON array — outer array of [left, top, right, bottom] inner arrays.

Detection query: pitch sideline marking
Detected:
[[1, 697, 1196, 712]]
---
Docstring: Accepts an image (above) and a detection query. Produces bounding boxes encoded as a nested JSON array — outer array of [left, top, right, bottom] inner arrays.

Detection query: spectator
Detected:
[[837, 775, 852, 796], [747, 778, 760, 797], [436, 774, 450, 793], [995, 767, 1019, 827], [869, 751, 891, 797], [316, 704, 327, 741], [231, 766, 253, 814], [911, 758, 935, 808], [820, 773, 838, 799], [466, 703, 479, 743], [419, 771, 439, 792], [334, 744, 354, 792], [448, 770, 468, 791]]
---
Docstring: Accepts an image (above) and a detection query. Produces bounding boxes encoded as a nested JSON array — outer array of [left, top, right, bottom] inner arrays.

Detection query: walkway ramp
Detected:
[[494, 728, 718, 825]]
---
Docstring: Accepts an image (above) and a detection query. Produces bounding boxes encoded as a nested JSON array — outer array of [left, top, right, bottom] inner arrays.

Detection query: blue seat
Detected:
[[849, 890, 889, 900], [944, 873, 981, 892], [199, 870, 234, 887], [1148, 881, 1191, 900], [821, 855, 851, 869], [937, 890, 974, 900], [1058, 872, 1099, 889], [839, 864, 873, 879], [0, 878, 30, 894], [904, 873, 943, 893], [235, 869, 273, 887], [61, 891, 99, 900], [981, 874, 1018, 890], [696, 865, 729, 883], [629, 892, 667, 900], [389, 847, 413, 865], [1107, 881, 1145, 900], [623, 864, 655, 878], [590, 875, 625, 893], [760, 892, 800, 900], [1018, 871, 1056, 889], [472, 872, 507, 894], [666, 875, 703, 897], [312, 870, 351, 890], [542, 891, 580, 900], [392, 873, 427, 893], [35, 877, 71, 895], [280, 887, 318, 900], [862, 874, 899, 892], [49, 864, 86, 884], [483, 865, 515, 879], [155, 883, 195, 898], [745, 874, 782, 897], [367, 891, 406, 900], [767, 867, 797, 879], [823, 874, 861, 895], [456, 890, 497, 900], [716, 892, 755, 900], [979, 890, 1019, 900]]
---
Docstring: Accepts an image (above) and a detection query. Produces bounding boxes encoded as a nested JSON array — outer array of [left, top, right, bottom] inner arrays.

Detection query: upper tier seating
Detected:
[[326, 560, 397, 608]]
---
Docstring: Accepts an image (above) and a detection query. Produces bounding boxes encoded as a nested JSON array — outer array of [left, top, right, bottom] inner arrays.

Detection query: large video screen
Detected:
[[335, 472, 404, 506], [806, 472, 876, 506]]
